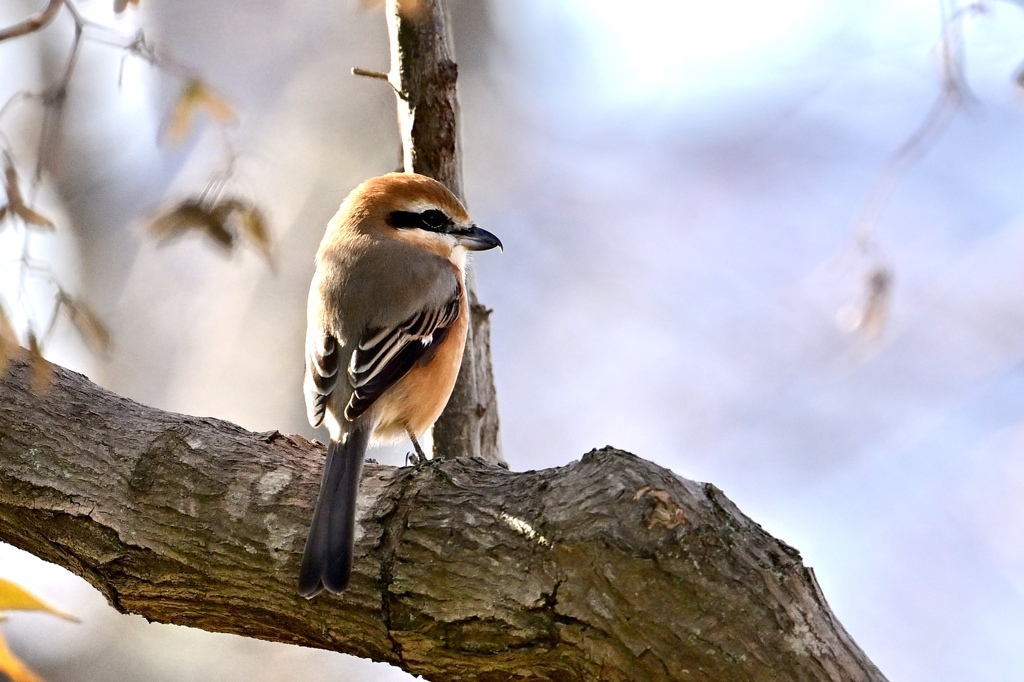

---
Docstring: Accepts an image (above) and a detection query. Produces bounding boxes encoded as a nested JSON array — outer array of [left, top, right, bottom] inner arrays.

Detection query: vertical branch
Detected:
[[384, 0, 503, 465], [386, 0, 462, 196]]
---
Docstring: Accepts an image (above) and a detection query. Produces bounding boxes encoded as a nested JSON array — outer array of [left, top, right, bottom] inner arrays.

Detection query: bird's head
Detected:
[[338, 173, 502, 261]]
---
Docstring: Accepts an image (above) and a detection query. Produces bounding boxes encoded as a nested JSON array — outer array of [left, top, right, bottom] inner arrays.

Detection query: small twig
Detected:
[[0, 0, 63, 43], [351, 67, 405, 98], [34, 22, 84, 183], [851, 0, 982, 249], [351, 67, 389, 80]]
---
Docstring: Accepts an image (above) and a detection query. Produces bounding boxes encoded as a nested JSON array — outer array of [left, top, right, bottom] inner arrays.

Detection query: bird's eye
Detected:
[[420, 210, 449, 229], [386, 209, 452, 232]]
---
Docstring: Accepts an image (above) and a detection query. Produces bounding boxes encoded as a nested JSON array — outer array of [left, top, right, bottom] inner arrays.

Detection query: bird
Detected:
[[298, 172, 502, 598]]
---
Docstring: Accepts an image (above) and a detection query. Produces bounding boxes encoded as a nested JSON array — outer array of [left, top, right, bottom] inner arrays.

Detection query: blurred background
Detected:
[[2, 0, 1024, 679]]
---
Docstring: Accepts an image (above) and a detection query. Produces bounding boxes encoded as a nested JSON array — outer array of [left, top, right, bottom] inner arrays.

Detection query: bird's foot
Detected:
[[404, 427, 429, 467]]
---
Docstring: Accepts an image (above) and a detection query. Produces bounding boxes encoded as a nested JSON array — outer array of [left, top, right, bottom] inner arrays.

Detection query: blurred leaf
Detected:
[[164, 83, 202, 145], [0, 579, 78, 622], [212, 199, 273, 263], [58, 294, 112, 354], [163, 79, 237, 146], [199, 89, 236, 124], [238, 205, 271, 255], [114, 0, 141, 13], [209, 198, 245, 222], [370, 0, 426, 19], [149, 199, 235, 250], [26, 333, 51, 394], [0, 577, 76, 682], [148, 197, 273, 261], [0, 630, 45, 682], [856, 266, 892, 339], [2, 157, 54, 231], [839, 265, 892, 339], [0, 303, 17, 377]]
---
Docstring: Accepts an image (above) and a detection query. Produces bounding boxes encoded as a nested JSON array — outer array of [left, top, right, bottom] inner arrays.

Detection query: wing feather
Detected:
[[344, 288, 461, 422], [305, 332, 339, 427]]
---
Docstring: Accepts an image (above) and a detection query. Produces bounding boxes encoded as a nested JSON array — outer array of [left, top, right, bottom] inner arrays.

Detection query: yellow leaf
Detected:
[[163, 80, 236, 146], [0, 630, 45, 682], [0, 579, 78, 622], [164, 81, 204, 145], [197, 87, 236, 124]]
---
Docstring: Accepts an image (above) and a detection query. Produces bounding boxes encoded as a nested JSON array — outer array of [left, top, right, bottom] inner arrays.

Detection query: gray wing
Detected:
[[344, 287, 461, 422]]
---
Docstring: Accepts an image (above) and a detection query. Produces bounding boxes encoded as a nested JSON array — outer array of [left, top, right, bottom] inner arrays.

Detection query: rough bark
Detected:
[[0, 358, 887, 682], [384, 0, 503, 465]]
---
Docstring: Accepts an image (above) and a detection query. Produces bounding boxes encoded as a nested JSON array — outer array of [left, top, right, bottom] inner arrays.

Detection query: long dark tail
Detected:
[[298, 426, 370, 598]]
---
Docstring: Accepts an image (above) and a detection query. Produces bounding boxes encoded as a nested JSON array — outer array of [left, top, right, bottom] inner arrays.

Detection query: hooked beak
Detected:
[[457, 225, 503, 252]]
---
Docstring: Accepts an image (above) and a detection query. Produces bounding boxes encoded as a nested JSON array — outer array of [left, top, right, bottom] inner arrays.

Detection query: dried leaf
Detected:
[[59, 294, 112, 353], [198, 86, 236, 124], [858, 267, 892, 338], [210, 198, 246, 222], [839, 265, 893, 339], [2, 156, 54, 230], [0, 630, 45, 682], [26, 333, 51, 393], [149, 199, 235, 250], [0, 578, 78, 622], [114, 0, 141, 13], [212, 199, 273, 263], [164, 81, 206, 145], [2, 158, 22, 206], [163, 79, 236, 146], [11, 204, 55, 229], [239, 205, 271, 254]]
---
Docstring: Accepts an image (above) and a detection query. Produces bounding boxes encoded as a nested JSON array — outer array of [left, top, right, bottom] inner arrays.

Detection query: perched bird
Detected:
[[299, 172, 502, 598]]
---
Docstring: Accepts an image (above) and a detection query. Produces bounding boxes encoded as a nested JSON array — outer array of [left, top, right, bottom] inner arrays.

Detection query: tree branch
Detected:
[[384, 0, 503, 465], [0, 358, 887, 681], [0, 0, 63, 43]]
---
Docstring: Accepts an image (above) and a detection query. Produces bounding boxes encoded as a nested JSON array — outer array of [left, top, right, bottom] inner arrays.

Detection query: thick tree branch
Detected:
[[0, 358, 887, 681], [384, 0, 503, 465]]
